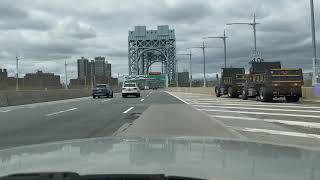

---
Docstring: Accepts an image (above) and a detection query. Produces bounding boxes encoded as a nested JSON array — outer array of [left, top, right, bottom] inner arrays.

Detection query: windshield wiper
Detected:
[[0, 172, 206, 180]]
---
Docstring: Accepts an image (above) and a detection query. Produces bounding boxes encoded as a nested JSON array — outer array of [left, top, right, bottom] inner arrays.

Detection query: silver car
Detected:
[[122, 83, 141, 98]]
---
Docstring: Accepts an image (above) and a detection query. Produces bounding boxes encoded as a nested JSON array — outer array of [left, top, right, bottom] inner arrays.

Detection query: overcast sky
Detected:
[[0, 0, 319, 81]]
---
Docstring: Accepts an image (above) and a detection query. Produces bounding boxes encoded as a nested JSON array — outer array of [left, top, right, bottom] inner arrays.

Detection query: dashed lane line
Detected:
[[123, 107, 134, 114], [101, 99, 111, 102], [140, 99, 145, 102], [45, 108, 78, 117], [0, 110, 12, 113]]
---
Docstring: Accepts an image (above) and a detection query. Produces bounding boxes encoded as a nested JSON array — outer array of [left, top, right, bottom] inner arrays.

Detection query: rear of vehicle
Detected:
[[268, 69, 304, 102], [122, 83, 140, 98], [92, 84, 113, 98], [215, 68, 245, 98]]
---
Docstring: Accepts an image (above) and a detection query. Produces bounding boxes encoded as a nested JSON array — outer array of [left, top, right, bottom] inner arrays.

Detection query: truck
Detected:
[[215, 68, 246, 98], [241, 61, 304, 102]]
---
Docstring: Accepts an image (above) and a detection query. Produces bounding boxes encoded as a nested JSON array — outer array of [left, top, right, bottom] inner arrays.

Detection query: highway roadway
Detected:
[[1, 90, 320, 150]]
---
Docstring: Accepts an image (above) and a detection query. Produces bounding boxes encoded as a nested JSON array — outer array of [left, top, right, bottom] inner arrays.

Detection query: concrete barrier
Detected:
[[0, 89, 91, 107], [167, 87, 320, 101]]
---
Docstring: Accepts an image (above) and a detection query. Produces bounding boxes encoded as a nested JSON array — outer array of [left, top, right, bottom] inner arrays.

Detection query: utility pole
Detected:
[[227, 14, 259, 52], [178, 50, 193, 87], [310, 0, 318, 85], [203, 30, 228, 68], [16, 56, 19, 91], [65, 60, 68, 90], [191, 42, 207, 87]]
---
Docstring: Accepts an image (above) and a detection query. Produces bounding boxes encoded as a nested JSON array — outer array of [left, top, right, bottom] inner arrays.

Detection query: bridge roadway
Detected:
[[0, 90, 320, 150]]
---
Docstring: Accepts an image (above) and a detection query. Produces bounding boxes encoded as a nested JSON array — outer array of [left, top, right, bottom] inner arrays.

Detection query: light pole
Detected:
[[190, 42, 207, 87], [178, 50, 193, 87], [310, 0, 318, 85], [227, 14, 259, 52], [16, 56, 19, 91], [203, 30, 228, 68], [65, 60, 68, 90]]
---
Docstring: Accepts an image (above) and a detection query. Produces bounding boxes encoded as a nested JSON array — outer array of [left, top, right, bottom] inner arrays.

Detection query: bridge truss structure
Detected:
[[128, 25, 176, 85]]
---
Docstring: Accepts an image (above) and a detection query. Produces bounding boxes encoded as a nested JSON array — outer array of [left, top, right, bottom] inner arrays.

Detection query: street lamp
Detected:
[[189, 42, 207, 87], [177, 50, 193, 87], [203, 30, 228, 68], [227, 14, 259, 52], [310, 0, 318, 85]]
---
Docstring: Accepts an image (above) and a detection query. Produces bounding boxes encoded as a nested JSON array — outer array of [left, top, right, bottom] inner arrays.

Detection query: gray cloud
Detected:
[[0, 0, 319, 81]]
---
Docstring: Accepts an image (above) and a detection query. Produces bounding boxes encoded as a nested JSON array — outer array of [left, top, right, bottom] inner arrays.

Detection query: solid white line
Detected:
[[198, 108, 320, 118], [0, 110, 11, 113], [45, 108, 78, 116], [165, 92, 189, 104], [191, 102, 320, 109], [101, 99, 111, 102], [123, 107, 134, 114], [231, 127, 320, 139], [212, 115, 320, 129], [140, 99, 145, 102], [194, 105, 320, 113]]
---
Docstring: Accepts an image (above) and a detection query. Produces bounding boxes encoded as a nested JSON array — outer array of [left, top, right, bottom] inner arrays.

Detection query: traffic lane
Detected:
[[140, 90, 184, 104], [0, 92, 150, 149]]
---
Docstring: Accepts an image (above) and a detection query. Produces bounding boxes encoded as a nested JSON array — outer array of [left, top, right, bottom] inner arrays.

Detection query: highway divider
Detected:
[[167, 87, 320, 101]]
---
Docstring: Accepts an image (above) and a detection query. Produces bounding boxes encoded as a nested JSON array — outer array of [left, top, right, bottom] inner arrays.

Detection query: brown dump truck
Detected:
[[242, 61, 304, 102], [215, 68, 246, 98]]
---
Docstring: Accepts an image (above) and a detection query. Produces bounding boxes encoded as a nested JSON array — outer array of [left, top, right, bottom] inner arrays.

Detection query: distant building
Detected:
[[24, 70, 61, 89], [0, 69, 8, 81], [105, 63, 111, 78], [77, 57, 89, 79], [178, 72, 189, 87], [94, 56, 106, 77]]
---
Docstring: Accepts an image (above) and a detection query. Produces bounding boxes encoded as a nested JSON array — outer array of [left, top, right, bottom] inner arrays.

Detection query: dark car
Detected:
[[92, 84, 113, 98]]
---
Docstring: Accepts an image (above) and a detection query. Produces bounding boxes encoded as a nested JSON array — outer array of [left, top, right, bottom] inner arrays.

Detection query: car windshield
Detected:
[[124, 84, 136, 87], [1, 0, 320, 179]]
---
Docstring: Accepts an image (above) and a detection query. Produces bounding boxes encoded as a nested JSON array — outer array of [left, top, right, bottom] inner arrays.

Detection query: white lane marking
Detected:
[[191, 102, 320, 109], [213, 115, 320, 129], [0, 110, 11, 113], [123, 107, 134, 114], [188, 99, 303, 105], [165, 91, 189, 104], [45, 108, 78, 117], [198, 108, 320, 119], [194, 105, 320, 113], [231, 127, 320, 139], [140, 99, 145, 102], [101, 99, 111, 102]]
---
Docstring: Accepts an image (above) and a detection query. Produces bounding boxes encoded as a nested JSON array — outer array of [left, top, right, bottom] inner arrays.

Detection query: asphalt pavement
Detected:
[[1, 90, 320, 150]]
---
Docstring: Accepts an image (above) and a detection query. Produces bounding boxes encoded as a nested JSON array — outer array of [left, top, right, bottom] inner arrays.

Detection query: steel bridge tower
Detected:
[[128, 25, 176, 85]]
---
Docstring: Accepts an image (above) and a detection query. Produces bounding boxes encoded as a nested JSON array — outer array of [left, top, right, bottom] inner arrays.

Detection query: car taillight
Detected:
[[122, 88, 126, 90], [133, 88, 137, 90]]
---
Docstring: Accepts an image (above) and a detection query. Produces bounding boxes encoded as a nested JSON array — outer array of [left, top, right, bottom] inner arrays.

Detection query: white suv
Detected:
[[122, 83, 141, 98]]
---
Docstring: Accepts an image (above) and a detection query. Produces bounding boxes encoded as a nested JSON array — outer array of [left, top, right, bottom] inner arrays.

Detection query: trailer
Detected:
[[242, 61, 304, 102], [215, 68, 246, 98]]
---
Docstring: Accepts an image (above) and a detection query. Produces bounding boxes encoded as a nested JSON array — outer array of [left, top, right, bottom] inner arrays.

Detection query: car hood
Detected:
[[0, 136, 319, 180]]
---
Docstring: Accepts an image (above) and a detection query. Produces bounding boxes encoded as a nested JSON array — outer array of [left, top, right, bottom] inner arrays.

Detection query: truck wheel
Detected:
[[98, 96, 101, 99], [111, 93, 113, 98], [286, 96, 300, 103], [215, 87, 221, 97], [93, 95, 96, 99], [242, 89, 248, 100], [227, 87, 233, 98], [227, 87, 236, 98], [259, 87, 272, 102]]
